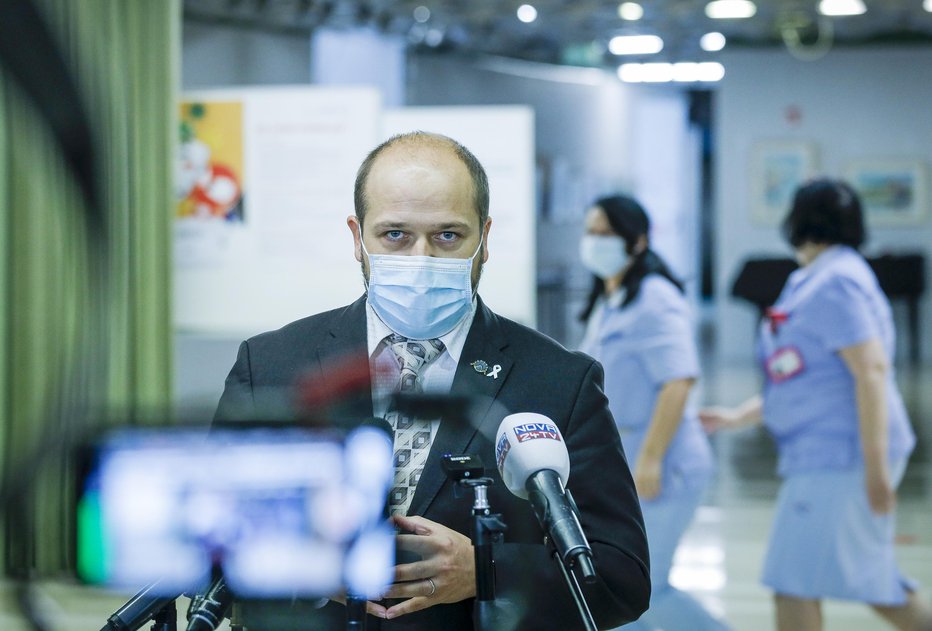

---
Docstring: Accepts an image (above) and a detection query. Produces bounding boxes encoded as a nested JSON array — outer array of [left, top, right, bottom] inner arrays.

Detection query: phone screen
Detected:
[[76, 424, 394, 600]]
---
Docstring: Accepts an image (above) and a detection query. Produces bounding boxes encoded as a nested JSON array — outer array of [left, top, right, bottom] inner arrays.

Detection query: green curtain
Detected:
[[0, 0, 179, 575]]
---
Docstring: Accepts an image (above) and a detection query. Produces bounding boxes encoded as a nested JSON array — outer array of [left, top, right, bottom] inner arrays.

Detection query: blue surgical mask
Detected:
[[579, 234, 628, 279], [362, 239, 482, 340]]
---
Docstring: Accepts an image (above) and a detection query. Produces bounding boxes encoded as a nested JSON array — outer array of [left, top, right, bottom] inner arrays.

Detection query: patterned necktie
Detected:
[[385, 334, 445, 516]]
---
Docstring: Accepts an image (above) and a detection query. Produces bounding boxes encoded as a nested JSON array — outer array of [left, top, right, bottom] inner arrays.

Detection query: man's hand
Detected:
[[369, 514, 476, 620]]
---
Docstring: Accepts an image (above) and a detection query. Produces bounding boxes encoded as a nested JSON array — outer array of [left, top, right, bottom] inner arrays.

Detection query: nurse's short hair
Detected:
[[782, 178, 866, 249]]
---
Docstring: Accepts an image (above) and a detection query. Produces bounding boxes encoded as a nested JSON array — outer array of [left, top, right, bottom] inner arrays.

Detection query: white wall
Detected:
[[629, 88, 702, 305], [715, 46, 932, 363], [312, 28, 406, 107], [383, 106, 538, 327], [407, 54, 632, 202], [406, 54, 634, 342], [406, 55, 701, 345], [179, 20, 316, 418]]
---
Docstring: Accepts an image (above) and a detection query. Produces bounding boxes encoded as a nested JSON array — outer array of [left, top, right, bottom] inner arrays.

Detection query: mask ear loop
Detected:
[[358, 237, 371, 291], [359, 235, 371, 259], [470, 236, 485, 263]]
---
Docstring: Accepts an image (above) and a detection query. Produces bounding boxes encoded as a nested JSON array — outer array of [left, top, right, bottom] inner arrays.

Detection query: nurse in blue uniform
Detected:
[[578, 195, 730, 631], [701, 179, 932, 631]]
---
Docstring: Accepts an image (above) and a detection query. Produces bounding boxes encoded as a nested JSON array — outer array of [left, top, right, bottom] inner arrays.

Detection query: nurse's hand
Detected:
[[865, 466, 895, 514], [699, 396, 763, 433], [634, 455, 662, 500], [698, 406, 740, 433]]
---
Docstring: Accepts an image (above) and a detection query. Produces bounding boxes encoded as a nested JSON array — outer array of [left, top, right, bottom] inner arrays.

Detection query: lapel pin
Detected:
[[471, 360, 489, 374], [487, 364, 502, 379]]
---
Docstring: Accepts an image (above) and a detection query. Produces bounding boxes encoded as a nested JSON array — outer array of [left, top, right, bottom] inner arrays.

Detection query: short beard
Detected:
[[360, 259, 369, 291], [471, 260, 484, 293]]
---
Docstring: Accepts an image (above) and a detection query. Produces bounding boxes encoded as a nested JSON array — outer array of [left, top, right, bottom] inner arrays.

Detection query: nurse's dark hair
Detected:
[[781, 178, 866, 249], [579, 194, 685, 322], [354, 131, 490, 228]]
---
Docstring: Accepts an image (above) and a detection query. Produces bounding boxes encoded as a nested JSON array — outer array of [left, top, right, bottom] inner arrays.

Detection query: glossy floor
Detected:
[[1, 359, 930, 631]]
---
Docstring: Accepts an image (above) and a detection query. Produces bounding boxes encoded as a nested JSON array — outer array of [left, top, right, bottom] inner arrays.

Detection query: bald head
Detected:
[[353, 132, 490, 229]]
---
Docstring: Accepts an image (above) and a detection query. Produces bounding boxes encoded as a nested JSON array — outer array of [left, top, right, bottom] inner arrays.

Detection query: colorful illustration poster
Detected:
[[176, 101, 245, 222], [174, 87, 382, 334]]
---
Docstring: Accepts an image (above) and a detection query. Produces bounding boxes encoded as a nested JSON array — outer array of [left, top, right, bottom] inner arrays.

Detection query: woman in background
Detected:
[[700, 179, 931, 631], [578, 195, 730, 631]]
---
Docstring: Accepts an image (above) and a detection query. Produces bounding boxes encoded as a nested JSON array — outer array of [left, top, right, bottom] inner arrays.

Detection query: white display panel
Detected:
[[383, 106, 537, 327], [174, 91, 536, 334], [174, 86, 382, 334]]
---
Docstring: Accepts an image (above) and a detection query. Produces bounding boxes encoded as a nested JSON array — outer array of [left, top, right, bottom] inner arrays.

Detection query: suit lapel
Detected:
[[408, 300, 513, 516], [313, 295, 374, 423]]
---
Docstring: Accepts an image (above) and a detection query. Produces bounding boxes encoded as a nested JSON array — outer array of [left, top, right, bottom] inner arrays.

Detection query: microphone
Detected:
[[100, 581, 177, 631], [185, 576, 233, 631], [495, 413, 596, 582]]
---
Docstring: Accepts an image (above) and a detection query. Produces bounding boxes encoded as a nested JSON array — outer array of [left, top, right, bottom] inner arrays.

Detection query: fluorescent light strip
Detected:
[[698, 61, 726, 81], [818, 0, 866, 16], [640, 63, 675, 82], [609, 34, 664, 55], [672, 62, 700, 82], [705, 1, 757, 19], [618, 62, 724, 83]]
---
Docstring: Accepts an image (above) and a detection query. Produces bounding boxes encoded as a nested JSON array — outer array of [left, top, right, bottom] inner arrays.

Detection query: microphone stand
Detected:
[[542, 487, 597, 631], [441, 452, 516, 631], [464, 479, 505, 603], [440, 454, 509, 631], [551, 548, 597, 631], [150, 600, 178, 631], [459, 477, 510, 631], [345, 595, 367, 630]]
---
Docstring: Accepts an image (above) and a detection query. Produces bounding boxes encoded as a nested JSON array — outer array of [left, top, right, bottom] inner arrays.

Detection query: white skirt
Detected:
[[762, 460, 917, 605]]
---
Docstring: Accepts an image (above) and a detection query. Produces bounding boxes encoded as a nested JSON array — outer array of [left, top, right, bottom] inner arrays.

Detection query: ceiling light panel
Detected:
[[516, 4, 538, 23], [818, 0, 867, 16], [705, 1, 757, 19], [609, 34, 664, 55], [618, 61, 725, 83], [700, 32, 727, 51], [618, 2, 644, 21]]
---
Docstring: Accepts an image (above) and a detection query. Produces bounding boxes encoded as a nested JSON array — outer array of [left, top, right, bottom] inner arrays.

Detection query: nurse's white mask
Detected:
[[580, 235, 629, 279]]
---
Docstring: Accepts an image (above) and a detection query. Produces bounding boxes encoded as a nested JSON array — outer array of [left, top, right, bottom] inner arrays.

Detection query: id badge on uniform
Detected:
[[765, 346, 805, 383]]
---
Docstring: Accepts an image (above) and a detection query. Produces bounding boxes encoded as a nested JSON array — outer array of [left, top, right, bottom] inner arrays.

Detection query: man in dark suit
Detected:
[[215, 131, 649, 630]]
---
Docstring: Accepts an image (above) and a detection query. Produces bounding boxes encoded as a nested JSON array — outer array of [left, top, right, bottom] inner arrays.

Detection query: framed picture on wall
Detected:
[[844, 159, 928, 226], [750, 140, 819, 225]]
